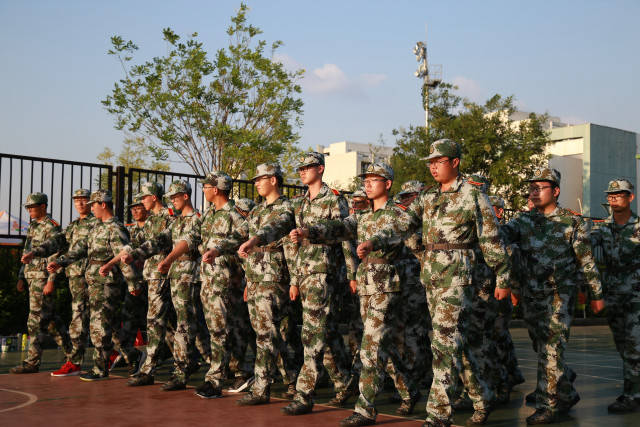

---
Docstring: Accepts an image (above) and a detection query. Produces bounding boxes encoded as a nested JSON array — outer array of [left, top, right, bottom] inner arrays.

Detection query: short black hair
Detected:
[[275, 175, 283, 188]]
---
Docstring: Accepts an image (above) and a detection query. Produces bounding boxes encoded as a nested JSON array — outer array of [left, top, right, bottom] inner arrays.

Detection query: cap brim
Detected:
[[604, 189, 631, 194]]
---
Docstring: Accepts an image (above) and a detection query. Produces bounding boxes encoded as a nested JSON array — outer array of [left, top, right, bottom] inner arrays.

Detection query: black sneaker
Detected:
[[9, 363, 39, 374], [127, 373, 154, 387], [236, 392, 270, 406], [453, 395, 474, 410], [281, 400, 313, 415], [466, 409, 490, 425], [526, 408, 555, 425], [228, 376, 254, 393], [80, 371, 109, 381], [195, 381, 223, 399], [161, 376, 187, 391], [339, 412, 375, 426], [607, 395, 640, 413], [557, 394, 580, 413], [128, 349, 147, 377], [525, 390, 537, 404]]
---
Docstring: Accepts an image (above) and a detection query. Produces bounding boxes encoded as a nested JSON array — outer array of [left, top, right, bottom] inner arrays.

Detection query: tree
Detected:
[[391, 82, 551, 209], [102, 3, 304, 179], [98, 136, 170, 172]]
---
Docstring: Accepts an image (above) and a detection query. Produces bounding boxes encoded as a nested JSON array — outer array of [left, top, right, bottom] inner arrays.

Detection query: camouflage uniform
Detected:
[[214, 164, 297, 398], [19, 193, 72, 369], [502, 168, 603, 414], [368, 142, 510, 425], [591, 179, 640, 401], [252, 154, 356, 406], [307, 163, 416, 421], [57, 190, 137, 376], [128, 181, 201, 383]]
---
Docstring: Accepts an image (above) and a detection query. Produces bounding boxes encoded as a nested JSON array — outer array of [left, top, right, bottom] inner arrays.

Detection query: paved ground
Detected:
[[1, 326, 639, 426]]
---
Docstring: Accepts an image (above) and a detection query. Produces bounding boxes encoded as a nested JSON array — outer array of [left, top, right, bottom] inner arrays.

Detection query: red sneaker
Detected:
[[51, 361, 81, 377]]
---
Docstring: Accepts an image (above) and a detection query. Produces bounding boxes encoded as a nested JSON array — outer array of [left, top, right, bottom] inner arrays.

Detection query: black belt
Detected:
[[424, 243, 474, 251]]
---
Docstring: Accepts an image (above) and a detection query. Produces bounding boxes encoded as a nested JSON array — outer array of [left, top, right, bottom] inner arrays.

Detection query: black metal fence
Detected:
[[0, 153, 306, 241]]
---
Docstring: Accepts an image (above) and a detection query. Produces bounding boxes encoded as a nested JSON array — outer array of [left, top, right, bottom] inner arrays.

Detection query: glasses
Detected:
[[363, 178, 387, 186], [298, 165, 318, 174], [607, 193, 629, 201], [529, 185, 553, 194], [428, 159, 450, 168]]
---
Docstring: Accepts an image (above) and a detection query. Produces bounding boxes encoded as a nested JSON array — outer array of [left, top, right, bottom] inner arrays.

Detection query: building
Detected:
[[316, 141, 394, 190]]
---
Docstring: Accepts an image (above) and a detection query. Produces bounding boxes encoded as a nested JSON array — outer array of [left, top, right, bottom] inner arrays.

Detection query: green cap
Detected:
[[605, 178, 634, 193], [397, 180, 423, 196], [126, 193, 144, 209], [526, 167, 561, 186], [88, 189, 113, 205], [72, 189, 91, 199], [424, 138, 462, 160], [165, 180, 192, 198], [253, 163, 283, 180], [297, 152, 325, 169], [138, 182, 165, 198], [202, 172, 232, 191], [351, 188, 367, 199], [235, 198, 256, 212], [24, 192, 48, 207], [358, 162, 394, 181]]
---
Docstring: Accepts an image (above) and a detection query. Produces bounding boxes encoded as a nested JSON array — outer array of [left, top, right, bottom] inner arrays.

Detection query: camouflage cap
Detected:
[[297, 151, 325, 169], [88, 189, 113, 205], [24, 192, 48, 207], [358, 162, 394, 181], [165, 180, 192, 198], [526, 167, 561, 186], [397, 180, 423, 196], [202, 172, 232, 191], [488, 195, 505, 209], [424, 138, 462, 160], [138, 182, 164, 198], [351, 188, 367, 199], [468, 174, 491, 193], [235, 198, 256, 212], [605, 178, 634, 193], [126, 193, 144, 209], [253, 163, 282, 181], [72, 189, 90, 199]]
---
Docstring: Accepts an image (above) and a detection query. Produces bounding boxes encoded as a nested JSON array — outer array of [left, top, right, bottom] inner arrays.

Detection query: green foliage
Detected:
[[0, 247, 28, 334], [102, 3, 304, 179], [391, 82, 551, 208]]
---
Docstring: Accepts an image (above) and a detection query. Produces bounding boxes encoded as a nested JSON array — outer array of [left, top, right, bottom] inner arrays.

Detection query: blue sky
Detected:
[[1, 0, 638, 172]]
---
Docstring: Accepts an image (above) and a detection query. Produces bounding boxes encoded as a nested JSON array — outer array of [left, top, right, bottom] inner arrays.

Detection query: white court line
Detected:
[[518, 357, 621, 370], [0, 388, 38, 413]]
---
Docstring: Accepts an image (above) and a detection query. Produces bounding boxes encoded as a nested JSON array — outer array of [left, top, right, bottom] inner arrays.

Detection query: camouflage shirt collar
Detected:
[[262, 194, 287, 207], [102, 216, 116, 224], [220, 200, 235, 211], [304, 182, 330, 201], [181, 209, 199, 218], [606, 212, 639, 225], [429, 174, 464, 194]]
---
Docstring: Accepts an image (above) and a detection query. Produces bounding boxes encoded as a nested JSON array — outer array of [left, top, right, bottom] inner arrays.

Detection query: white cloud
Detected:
[[307, 63, 350, 94], [451, 76, 486, 102], [360, 73, 387, 87]]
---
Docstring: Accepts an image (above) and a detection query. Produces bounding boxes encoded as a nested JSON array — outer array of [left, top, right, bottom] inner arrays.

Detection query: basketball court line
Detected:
[[0, 388, 38, 413]]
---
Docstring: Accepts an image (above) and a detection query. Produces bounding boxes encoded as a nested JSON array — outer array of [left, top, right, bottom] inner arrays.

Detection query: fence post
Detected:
[[115, 166, 126, 221]]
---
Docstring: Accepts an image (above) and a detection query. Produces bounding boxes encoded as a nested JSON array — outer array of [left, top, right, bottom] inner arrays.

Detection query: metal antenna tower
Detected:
[[413, 26, 442, 131]]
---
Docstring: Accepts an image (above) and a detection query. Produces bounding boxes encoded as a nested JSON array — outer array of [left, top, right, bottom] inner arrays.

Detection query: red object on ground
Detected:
[[134, 329, 147, 346]]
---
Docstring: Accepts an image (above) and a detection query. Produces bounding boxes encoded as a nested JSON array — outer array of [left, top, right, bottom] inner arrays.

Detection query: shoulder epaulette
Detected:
[[196, 212, 201, 218], [48, 218, 59, 227], [168, 208, 175, 216], [467, 180, 483, 187], [592, 219, 605, 223], [125, 223, 135, 227], [567, 209, 582, 216], [394, 203, 407, 211], [331, 188, 340, 196]]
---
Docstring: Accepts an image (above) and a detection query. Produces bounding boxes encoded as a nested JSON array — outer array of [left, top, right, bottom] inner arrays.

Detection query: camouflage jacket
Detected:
[[180, 201, 245, 288], [57, 216, 130, 285], [308, 199, 414, 295], [126, 222, 146, 248], [125, 207, 174, 280], [502, 205, 603, 299], [369, 175, 510, 289], [214, 195, 290, 284], [20, 215, 64, 280], [591, 213, 640, 295], [132, 209, 200, 280], [253, 183, 359, 280]]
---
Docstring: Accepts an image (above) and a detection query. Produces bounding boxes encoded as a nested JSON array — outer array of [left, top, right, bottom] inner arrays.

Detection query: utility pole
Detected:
[[413, 27, 441, 131]]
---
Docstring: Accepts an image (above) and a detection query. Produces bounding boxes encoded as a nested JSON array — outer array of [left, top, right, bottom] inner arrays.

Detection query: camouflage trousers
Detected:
[[67, 275, 89, 365], [246, 279, 294, 395], [113, 282, 147, 364], [191, 281, 212, 366], [294, 273, 351, 405], [227, 284, 255, 379], [23, 278, 72, 368], [85, 272, 123, 376], [522, 285, 579, 411], [494, 298, 523, 387], [168, 276, 199, 381], [604, 290, 640, 398], [278, 299, 303, 385], [354, 291, 413, 420], [425, 284, 492, 425], [341, 291, 363, 376], [140, 277, 177, 375]]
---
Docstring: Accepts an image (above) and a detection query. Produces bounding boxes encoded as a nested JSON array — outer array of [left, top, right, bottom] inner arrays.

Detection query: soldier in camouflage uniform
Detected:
[[359, 140, 512, 427], [48, 189, 143, 380], [289, 163, 418, 426], [174, 172, 248, 398], [124, 182, 178, 386], [238, 153, 357, 415], [591, 179, 640, 413], [10, 193, 72, 374], [501, 167, 605, 424], [119, 180, 202, 390], [212, 163, 298, 405]]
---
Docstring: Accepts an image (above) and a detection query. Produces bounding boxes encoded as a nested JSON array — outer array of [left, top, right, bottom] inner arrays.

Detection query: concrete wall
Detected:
[[548, 155, 584, 213]]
